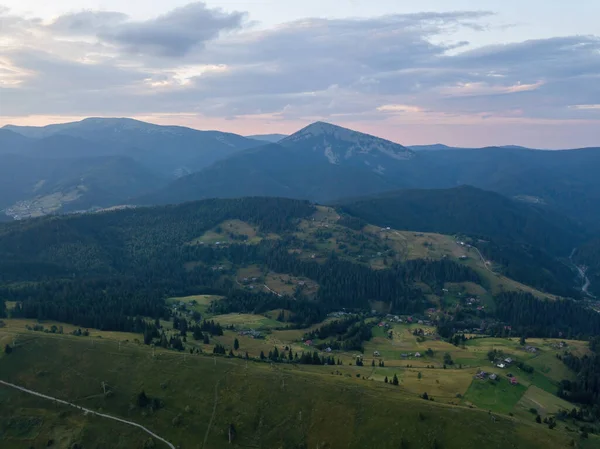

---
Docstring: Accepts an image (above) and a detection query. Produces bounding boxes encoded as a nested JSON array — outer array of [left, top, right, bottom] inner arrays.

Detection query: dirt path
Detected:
[[0, 379, 175, 449], [471, 245, 493, 273], [263, 284, 282, 297]]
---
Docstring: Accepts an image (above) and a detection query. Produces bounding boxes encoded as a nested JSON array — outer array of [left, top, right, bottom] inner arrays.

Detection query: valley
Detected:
[[1, 196, 599, 448], [2, 2, 599, 447], [0, 120, 599, 449]]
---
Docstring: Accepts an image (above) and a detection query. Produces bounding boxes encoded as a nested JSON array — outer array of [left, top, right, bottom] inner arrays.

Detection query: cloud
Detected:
[[100, 3, 246, 57], [0, 3, 599, 137], [45, 2, 246, 58], [49, 11, 128, 35]]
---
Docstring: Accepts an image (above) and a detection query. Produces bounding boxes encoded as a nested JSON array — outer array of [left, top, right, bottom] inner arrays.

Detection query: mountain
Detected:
[[5, 119, 600, 228], [0, 128, 32, 154], [408, 147, 600, 229], [144, 121, 600, 230], [0, 155, 164, 219], [338, 186, 583, 255], [247, 133, 288, 143], [0, 117, 265, 217], [338, 186, 584, 297], [278, 121, 413, 164], [4, 117, 263, 176], [144, 122, 414, 204]]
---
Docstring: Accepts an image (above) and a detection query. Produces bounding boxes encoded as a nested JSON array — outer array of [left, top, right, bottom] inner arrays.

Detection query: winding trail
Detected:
[[471, 245, 493, 273], [0, 379, 175, 449], [263, 284, 282, 297]]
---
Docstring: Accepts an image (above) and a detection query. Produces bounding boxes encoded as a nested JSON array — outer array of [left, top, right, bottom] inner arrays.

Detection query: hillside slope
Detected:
[[338, 186, 583, 297], [0, 155, 164, 219], [0, 335, 576, 449], [338, 186, 583, 255]]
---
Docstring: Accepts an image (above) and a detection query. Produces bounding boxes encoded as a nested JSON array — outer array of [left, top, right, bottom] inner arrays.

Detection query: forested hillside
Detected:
[[339, 186, 582, 297], [0, 197, 483, 331], [0, 197, 598, 340]]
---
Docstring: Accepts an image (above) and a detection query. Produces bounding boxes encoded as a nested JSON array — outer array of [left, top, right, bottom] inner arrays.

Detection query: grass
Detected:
[[188, 219, 272, 246], [517, 386, 573, 417], [263, 272, 319, 297], [0, 388, 151, 449], [212, 313, 281, 330], [0, 333, 577, 449], [393, 367, 474, 403], [167, 294, 223, 315], [462, 376, 528, 414], [0, 318, 141, 342]]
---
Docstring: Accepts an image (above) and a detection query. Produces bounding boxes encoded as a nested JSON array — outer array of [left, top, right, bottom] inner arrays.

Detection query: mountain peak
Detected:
[[280, 121, 413, 164], [284, 121, 363, 140]]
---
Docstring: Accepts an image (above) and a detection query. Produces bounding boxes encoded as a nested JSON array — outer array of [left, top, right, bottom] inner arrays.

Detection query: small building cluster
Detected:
[[238, 329, 263, 339], [495, 357, 513, 369]]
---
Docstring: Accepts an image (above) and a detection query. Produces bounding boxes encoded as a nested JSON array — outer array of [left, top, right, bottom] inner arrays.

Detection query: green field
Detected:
[[167, 294, 223, 315], [0, 333, 580, 449], [517, 386, 573, 417], [212, 313, 281, 330], [462, 377, 528, 414]]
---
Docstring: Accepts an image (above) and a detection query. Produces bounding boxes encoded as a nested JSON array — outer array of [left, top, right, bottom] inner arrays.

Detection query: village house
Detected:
[[489, 373, 497, 380], [510, 377, 518, 385], [373, 351, 381, 357], [415, 352, 421, 358], [238, 329, 263, 339]]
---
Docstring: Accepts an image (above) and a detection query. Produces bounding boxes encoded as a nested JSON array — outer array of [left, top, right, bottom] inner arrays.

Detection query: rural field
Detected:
[[0, 328, 590, 449], [1, 315, 598, 449]]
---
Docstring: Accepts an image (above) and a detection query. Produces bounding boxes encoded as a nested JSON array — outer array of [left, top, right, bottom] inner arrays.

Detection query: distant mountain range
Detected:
[[2, 117, 600, 232], [0, 118, 264, 218], [3, 118, 263, 175], [408, 144, 539, 151], [144, 121, 600, 230]]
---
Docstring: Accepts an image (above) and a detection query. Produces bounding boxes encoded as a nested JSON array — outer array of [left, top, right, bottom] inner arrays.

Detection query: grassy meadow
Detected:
[[0, 330, 585, 449]]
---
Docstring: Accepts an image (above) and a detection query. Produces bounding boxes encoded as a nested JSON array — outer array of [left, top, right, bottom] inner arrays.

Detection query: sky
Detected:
[[0, 1, 599, 148]]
